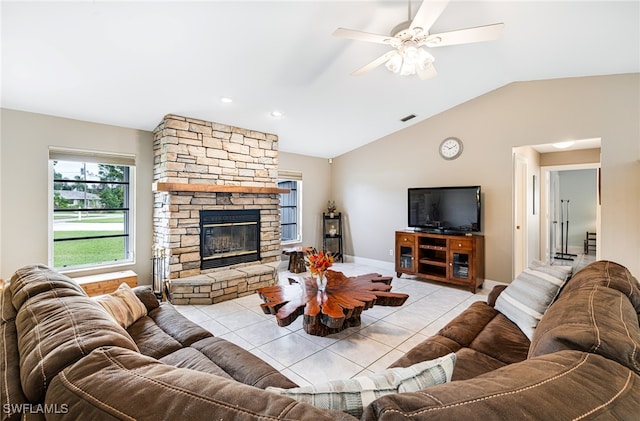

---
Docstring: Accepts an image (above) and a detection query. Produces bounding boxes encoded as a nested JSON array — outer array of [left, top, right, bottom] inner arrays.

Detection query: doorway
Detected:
[[512, 139, 601, 277], [541, 164, 600, 265]]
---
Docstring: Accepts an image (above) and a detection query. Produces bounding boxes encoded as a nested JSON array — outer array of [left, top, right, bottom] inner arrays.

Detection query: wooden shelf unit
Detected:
[[322, 212, 344, 262], [395, 231, 484, 293]]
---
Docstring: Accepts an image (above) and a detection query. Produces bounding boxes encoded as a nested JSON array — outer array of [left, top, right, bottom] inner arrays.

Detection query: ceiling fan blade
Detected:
[[417, 64, 438, 80], [425, 23, 504, 47], [333, 28, 394, 45], [351, 51, 397, 76], [410, 0, 450, 34]]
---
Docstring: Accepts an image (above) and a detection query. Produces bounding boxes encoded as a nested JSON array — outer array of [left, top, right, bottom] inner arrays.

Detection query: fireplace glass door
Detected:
[[200, 210, 260, 269]]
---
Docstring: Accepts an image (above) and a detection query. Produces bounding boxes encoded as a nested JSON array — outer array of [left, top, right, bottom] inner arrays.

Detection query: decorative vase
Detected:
[[316, 272, 327, 292]]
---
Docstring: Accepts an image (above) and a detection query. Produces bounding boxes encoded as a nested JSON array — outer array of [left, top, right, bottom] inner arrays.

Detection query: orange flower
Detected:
[[305, 249, 335, 276]]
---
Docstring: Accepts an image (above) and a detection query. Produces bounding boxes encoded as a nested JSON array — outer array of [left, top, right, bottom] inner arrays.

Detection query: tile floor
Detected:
[[175, 262, 505, 387]]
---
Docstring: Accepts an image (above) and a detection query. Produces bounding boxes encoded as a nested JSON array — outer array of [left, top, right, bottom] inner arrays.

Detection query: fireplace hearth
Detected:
[[200, 209, 260, 269]]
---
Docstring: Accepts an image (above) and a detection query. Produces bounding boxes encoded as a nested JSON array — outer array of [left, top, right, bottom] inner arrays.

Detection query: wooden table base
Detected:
[[257, 270, 409, 336]]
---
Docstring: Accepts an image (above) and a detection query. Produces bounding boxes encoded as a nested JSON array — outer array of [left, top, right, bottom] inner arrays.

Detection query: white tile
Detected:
[[235, 319, 292, 347], [293, 330, 345, 348], [418, 319, 449, 338], [217, 332, 254, 350], [197, 301, 246, 317], [257, 333, 324, 367], [381, 308, 439, 332], [280, 368, 312, 387], [281, 315, 304, 332], [197, 319, 230, 336], [358, 320, 415, 348], [177, 308, 210, 323], [173, 304, 198, 314], [366, 349, 405, 373], [216, 310, 267, 331], [363, 304, 401, 319], [289, 350, 364, 384], [327, 333, 393, 367], [248, 348, 286, 371], [396, 332, 429, 353]]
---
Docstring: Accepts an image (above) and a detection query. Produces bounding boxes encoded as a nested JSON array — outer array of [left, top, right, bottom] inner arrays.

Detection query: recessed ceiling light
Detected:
[[553, 141, 575, 149], [270, 110, 284, 118], [220, 97, 233, 103]]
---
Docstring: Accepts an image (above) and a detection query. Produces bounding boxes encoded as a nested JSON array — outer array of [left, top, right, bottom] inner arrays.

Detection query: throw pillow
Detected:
[[266, 353, 456, 417], [495, 262, 572, 340], [95, 283, 147, 329]]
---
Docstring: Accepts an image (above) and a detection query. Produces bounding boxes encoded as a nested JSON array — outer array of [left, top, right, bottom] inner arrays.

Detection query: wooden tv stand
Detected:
[[395, 230, 484, 293]]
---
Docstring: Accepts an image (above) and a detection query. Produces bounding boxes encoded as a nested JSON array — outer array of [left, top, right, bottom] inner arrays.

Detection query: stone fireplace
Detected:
[[152, 114, 285, 304]]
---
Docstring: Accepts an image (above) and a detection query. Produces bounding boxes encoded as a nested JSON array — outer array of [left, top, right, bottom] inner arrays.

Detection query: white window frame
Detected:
[[48, 147, 136, 272], [278, 170, 303, 245]]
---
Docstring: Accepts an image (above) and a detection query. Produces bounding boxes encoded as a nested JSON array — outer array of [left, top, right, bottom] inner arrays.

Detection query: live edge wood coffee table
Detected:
[[257, 270, 409, 336]]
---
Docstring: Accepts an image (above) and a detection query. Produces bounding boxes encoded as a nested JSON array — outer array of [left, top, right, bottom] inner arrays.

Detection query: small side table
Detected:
[[282, 246, 313, 273]]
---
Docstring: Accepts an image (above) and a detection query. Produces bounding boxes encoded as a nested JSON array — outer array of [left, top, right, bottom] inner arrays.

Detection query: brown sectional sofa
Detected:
[[2, 260, 639, 420]]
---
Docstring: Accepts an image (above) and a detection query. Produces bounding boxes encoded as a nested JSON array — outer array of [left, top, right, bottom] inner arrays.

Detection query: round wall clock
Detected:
[[439, 137, 463, 160]]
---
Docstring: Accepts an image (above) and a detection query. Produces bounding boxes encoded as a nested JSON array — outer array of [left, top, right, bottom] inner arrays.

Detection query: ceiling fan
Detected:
[[332, 0, 504, 80]]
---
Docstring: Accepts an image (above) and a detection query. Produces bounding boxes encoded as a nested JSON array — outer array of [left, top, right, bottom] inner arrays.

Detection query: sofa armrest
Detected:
[[487, 284, 508, 307], [364, 351, 640, 420], [133, 286, 160, 312], [46, 347, 356, 421]]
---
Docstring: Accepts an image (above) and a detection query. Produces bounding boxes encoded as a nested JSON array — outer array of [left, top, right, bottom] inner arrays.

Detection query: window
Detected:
[[278, 171, 302, 244], [49, 149, 135, 270]]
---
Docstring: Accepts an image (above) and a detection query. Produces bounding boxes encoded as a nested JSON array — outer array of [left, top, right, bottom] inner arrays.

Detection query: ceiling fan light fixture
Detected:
[[402, 42, 420, 63], [385, 52, 403, 73], [389, 45, 434, 77]]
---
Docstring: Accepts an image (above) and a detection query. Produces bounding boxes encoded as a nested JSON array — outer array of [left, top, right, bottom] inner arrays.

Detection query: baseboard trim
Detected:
[[343, 255, 395, 272]]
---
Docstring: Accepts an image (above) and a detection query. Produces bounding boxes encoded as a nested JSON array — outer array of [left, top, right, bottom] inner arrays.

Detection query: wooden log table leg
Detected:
[[289, 251, 307, 273]]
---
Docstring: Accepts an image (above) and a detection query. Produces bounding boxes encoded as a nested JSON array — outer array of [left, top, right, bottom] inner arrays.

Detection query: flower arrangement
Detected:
[[305, 249, 335, 291], [306, 249, 335, 276]]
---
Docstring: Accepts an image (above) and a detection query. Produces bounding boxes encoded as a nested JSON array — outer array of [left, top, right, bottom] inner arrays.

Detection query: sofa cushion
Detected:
[[10, 264, 86, 309], [494, 264, 570, 339], [45, 347, 356, 421], [95, 282, 147, 329], [192, 337, 298, 389], [16, 294, 139, 403], [529, 282, 640, 374], [159, 347, 233, 379], [390, 301, 529, 381], [147, 303, 212, 347], [267, 354, 456, 418], [10, 265, 139, 404], [132, 286, 160, 312], [362, 351, 640, 421], [559, 260, 640, 313], [126, 315, 183, 359]]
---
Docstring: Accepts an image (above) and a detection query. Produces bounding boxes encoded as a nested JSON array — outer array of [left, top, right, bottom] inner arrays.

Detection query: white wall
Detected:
[[331, 74, 640, 282], [278, 152, 332, 251], [0, 109, 154, 282]]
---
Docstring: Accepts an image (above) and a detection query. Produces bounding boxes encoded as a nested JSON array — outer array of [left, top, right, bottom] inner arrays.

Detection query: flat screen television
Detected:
[[408, 186, 481, 233]]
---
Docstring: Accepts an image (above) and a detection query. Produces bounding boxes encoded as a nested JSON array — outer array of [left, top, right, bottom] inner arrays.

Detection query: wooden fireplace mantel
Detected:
[[153, 182, 289, 194]]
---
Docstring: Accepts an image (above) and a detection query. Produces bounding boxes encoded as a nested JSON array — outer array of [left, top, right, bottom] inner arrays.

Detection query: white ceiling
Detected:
[[2, 1, 639, 158]]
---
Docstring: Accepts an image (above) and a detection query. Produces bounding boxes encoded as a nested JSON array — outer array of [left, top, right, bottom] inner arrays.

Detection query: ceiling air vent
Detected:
[[400, 114, 416, 122]]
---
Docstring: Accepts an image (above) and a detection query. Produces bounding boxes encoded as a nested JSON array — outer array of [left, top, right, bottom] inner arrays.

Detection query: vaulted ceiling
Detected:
[[2, 1, 638, 158]]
